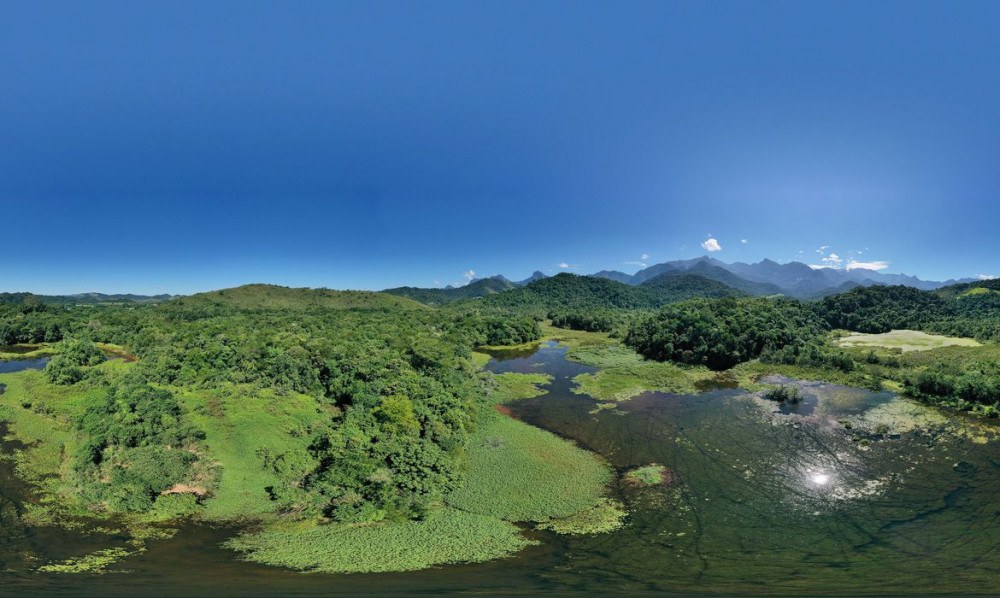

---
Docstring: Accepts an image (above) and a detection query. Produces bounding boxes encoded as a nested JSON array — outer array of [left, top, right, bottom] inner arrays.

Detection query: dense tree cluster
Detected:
[[625, 298, 828, 370], [44, 338, 105, 384], [814, 283, 1000, 342], [479, 273, 666, 316], [75, 382, 204, 511], [0, 301, 67, 345], [814, 285, 951, 333]]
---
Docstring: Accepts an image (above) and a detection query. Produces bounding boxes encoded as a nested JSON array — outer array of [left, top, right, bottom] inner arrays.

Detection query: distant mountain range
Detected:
[[590, 257, 975, 299], [0, 292, 175, 306], [385, 257, 978, 304]]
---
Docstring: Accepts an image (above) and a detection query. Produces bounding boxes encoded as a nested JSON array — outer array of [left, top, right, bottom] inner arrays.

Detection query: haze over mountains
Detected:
[[386, 257, 978, 305], [1, 258, 981, 307]]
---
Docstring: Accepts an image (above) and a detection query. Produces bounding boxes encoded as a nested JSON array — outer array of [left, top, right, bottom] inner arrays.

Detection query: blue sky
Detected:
[[2, 1, 998, 294]]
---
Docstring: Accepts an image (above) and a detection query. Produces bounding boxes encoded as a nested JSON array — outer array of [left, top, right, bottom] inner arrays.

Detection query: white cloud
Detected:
[[462, 270, 476, 281], [433, 279, 441, 286], [640, 253, 650, 260], [624, 261, 647, 268], [808, 264, 837, 270], [978, 274, 997, 280], [821, 253, 843, 266], [740, 239, 748, 244], [816, 245, 830, 254], [558, 262, 570, 269], [846, 260, 890, 271], [701, 238, 722, 252]]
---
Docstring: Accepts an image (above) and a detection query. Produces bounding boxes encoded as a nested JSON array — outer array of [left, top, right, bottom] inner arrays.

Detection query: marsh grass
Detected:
[[537, 498, 627, 535], [449, 406, 611, 521], [486, 372, 552, 405], [624, 464, 669, 487], [225, 508, 535, 574]]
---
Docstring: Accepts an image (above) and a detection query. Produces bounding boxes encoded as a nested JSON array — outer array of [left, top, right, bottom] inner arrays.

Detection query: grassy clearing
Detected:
[[226, 509, 535, 574], [836, 329, 981, 352], [0, 370, 96, 517], [179, 384, 323, 520]]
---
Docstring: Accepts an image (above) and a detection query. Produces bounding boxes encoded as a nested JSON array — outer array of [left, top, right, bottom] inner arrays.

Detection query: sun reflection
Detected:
[[810, 472, 831, 486]]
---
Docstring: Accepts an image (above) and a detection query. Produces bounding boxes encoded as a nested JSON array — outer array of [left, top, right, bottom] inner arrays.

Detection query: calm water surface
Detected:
[[1, 341, 999, 596]]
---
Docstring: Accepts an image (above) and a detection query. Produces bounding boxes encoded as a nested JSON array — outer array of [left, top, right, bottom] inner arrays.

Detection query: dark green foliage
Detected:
[[763, 386, 802, 403], [902, 362, 1000, 414], [550, 310, 624, 333], [760, 341, 856, 372], [815, 285, 951, 333], [625, 298, 827, 370], [479, 273, 665, 316], [814, 283, 1000, 341], [667, 263, 783, 296], [639, 272, 749, 301]]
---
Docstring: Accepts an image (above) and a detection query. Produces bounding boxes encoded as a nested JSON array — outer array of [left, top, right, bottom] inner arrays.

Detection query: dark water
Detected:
[[0, 358, 49, 374], [0, 346, 43, 355], [2, 341, 1000, 596]]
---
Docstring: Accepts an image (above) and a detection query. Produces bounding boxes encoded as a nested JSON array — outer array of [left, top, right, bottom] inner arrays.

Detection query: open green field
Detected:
[[836, 329, 981, 352]]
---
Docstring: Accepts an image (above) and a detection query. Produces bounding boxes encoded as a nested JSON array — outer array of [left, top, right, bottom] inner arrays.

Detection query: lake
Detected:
[[1, 340, 999, 596]]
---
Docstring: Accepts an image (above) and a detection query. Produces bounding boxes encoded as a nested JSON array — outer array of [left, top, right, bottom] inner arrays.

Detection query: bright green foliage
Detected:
[[447, 405, 611, 522], [74, 382, 203, 512], [486, 372, 552, 403], [44, 338, 105, 384], [624, 464, 668, 487], [225, 509, 536, 573]]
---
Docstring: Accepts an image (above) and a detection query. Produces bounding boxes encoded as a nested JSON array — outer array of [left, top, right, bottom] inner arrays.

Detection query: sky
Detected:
[[2, 1, 999, 294]]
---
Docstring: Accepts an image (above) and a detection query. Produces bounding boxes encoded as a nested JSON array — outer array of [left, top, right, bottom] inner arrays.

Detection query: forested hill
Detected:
[[475, 273, 662, 314], [383, 277, 517, 305], [815, 283, 1000, 341], [659, 263, 784, 296], [167, 284, 428, 312], [0, 292, 174, 306], [639, 272, 748, 301], [473, 272, 752, 316]]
